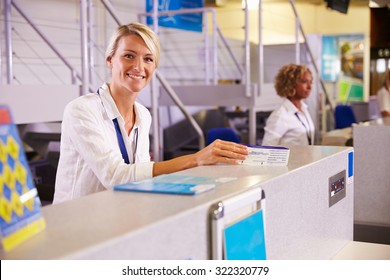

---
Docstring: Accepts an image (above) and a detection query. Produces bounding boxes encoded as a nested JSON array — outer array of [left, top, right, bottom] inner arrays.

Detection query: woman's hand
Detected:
[[194, 139, 248, 166], [153, 140, 248, 177]]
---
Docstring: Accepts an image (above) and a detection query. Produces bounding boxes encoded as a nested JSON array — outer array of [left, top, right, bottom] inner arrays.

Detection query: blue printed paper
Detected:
[[114, 174, 235, 195], [224, 210, 266, 260]]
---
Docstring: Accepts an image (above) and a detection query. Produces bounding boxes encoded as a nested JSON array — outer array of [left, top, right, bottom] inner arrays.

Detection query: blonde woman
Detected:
[[53, 23, 248, 203]]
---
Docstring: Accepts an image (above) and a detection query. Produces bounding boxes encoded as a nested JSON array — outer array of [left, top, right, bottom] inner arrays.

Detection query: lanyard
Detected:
[[294, 112, 312, 145], [112, 118, 130, 164], [97, 87, 138, 164], [112, 120, 138, 164]]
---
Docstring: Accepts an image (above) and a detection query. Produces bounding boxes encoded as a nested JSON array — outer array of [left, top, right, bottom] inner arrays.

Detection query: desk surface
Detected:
[[333, 241, 390, 260], [321, 116, 390, 146], [0, 145, 352, 259], [320, 127, 352, 146], [361, 116, 390, 127]]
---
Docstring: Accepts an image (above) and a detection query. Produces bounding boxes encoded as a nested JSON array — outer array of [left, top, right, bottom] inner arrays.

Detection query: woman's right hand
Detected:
[[194, 139, 248, 166]]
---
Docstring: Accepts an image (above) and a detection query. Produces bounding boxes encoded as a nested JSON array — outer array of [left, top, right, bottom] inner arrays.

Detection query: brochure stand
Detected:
[[210, 187, 266, 260], [0, 105, 45, 251]]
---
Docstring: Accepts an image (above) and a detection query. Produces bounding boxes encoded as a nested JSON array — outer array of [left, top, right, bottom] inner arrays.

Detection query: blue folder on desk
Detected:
[[114, 174, 220, 195]]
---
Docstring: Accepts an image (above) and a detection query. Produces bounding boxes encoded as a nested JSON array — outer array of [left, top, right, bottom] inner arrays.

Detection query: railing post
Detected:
[[0, 32, 2, 85], [204, 10, 210, 85], [212, 9, 218, 85], [5, 0, 13, 84], [295, 0, 300, 64], [244, 0, 251, 97], [71, 70, 77, 85], [87, 0, 95, 86], [80, 0, 90, 95], [258, 0, 263, 96], [151, 0, 161, 161]]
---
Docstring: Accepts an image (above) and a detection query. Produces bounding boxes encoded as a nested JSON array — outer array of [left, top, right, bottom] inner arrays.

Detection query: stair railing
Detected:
[[4, 0, 83, 88], [289, 0, 335, 134]]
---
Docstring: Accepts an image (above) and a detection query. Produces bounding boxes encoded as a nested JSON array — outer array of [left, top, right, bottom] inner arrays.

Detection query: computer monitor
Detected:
[[325, 0, 350, 14]]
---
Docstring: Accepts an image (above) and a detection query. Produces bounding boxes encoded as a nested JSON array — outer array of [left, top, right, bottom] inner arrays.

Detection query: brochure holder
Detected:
[[0, 105, 45, 251], [210, 187, 266, 260]]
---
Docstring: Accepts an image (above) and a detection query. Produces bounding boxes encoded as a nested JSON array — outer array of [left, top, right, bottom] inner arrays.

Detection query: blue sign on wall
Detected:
[[146, 0, 204, 32], [321, 36, 339, 82]]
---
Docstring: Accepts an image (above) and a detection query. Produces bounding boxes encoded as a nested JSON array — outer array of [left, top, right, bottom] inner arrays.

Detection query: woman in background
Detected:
[[53, 22, 248, 204], [262, 63, 315, 146], [377, 71, 390, 117]]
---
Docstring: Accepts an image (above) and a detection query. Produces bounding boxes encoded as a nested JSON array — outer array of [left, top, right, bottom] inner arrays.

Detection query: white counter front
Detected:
[[0, 146, 354, 260], [353, 117, 390, 227]]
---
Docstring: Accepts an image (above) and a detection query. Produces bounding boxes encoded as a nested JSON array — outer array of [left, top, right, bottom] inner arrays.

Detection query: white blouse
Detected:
[[262, 98, 315, 146], [53, 83, 154, 203], [377, 86, 390, 113]]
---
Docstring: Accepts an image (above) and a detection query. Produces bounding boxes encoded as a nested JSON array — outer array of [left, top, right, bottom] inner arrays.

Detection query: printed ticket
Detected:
[[241, 146, 289, 166]]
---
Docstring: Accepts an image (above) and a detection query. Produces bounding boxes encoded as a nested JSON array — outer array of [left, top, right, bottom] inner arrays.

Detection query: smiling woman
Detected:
[[53, 22, 249, 204], [106, 34, 157, 133]]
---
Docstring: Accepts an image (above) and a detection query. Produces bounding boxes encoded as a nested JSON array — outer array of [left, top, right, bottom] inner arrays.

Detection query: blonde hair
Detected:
[[274, 64, 312, 98], [105, 22, 161, 67]]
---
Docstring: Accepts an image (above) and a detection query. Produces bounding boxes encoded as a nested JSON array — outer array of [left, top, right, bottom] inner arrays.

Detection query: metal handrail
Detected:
[[139, 7, 245, 86], [7, 0, 83, 86], [100, 0, 121, 25], [139, 7, 218, 84], [4, 0, 13, 84], [289, 0, 334, 114], [156, 71, 205, 149], [217, 26, 244, 78], [12, 28, 65, 84]]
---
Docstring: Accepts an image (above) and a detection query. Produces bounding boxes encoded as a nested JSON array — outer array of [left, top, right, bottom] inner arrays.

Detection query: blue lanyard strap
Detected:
[[294, 112, 312, 145], [97, 87, 136, 164], [112, 118, 130, 164]]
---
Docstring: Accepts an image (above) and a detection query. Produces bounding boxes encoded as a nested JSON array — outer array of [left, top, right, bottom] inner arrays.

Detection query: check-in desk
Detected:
[[321, 127, 353, 146], [333, 241, 390, 260], [353, 117, 390, 228], [0, 146, 354, 260]]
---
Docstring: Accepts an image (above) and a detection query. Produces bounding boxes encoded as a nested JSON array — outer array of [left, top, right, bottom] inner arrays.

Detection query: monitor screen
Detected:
[[325, 0, 350, 14]]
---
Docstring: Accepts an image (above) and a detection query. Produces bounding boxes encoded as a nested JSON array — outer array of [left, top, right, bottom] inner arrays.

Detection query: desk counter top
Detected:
[[0, 145, 353, 260], [333, 241, 390, 260]]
